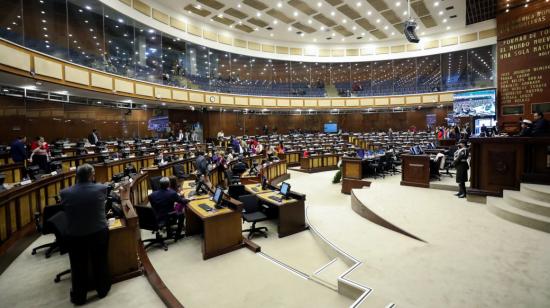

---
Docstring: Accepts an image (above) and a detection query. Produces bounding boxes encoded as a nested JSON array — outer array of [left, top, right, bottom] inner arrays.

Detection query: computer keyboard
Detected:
[[198, 203, 213, 212], [268, 195, 283, 203], [252, 187, 259, 192]]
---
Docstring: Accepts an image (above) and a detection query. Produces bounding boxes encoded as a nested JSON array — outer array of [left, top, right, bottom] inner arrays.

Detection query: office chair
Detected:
[[239, 194, 268, 239], [47, 211, 72, 283], [32, 204, 64, 258], [134, 205, 175, 251], [430, 156, 443, 181], [226, 170, 242, 185], [172, 164, 190, 179], [149, 176, 162, 192], [228, 184, 247, 200]]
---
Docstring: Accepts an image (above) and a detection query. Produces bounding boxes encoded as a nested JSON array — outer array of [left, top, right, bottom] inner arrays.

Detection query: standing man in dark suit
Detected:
[[531, 112, 549, 136], [60, 164, 111, 305], [88, 129, 100, 145]]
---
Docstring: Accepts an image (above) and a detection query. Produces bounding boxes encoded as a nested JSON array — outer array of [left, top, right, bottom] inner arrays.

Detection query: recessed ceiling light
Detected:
[[313, 38, 317, 42], [341, 38, 345, 41], [332, 32, 335, 36], [384, 25, 388, 30], [257, 12, 261, 17], [356, 2, 362, 7], [342, 19, 347, 23], [367, 11, 372, 15], [317, 2, 322, 7], [376, 19, 381, 23], [300, 33, 304, 37], [396, 2, 401, 6], [443, 19, 447, 23], [308, 19, 312, 24], [439, 11, 443, 15], [320, 26, 325, 30], [277, 2, 282, 8], [352, 26, 356, 30], [196, 4, 201, 9], [391, 32, 395, 35], [294, 11, 298, 16], [421, 31, 425, 35], [270, 33, 274, 37], [361, 32, 365, 35], [446, 26, 451, 30], [331, 11, 335, 16], [403, 11, 408, 15], [288, 26, 292, 31]]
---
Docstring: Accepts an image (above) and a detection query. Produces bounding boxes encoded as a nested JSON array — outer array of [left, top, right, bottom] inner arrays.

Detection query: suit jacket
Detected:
[[60, 182, 108, 236], [148, 189, 187, 222], [531, 119, 549, 136], [88, 133, 99, 145]]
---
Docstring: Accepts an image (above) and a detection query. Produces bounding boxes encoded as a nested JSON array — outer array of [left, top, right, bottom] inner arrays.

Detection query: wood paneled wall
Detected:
[[0, 96, 154, 144]]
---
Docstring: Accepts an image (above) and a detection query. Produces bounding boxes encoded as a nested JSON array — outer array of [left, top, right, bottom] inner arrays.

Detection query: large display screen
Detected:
[[453, 90, 496, 117], [324, 123, 338, 133], [148, 116, 169, 132]]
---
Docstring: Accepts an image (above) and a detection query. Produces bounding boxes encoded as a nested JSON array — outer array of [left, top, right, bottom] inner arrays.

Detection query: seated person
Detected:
[[148, 177, 189, 239]]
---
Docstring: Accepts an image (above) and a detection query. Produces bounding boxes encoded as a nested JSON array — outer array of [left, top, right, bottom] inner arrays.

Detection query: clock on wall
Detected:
[[209, 95, 216, 103]]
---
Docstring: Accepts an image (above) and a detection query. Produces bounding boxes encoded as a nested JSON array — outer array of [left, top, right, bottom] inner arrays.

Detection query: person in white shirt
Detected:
[[88, 129, 99, 145], [217, 130, 225, 146], [177, 129, 184, 142]]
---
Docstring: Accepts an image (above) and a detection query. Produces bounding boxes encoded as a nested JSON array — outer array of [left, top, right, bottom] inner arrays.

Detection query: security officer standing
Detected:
[[453, 140, 469, 198]]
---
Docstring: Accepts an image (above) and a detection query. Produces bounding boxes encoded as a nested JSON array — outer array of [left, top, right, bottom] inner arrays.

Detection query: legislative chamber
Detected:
[[0, 0, 549, 307]]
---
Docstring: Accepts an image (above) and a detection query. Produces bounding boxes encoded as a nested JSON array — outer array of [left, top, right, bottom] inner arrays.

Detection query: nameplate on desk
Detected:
[[150, 152, 155, 156], [113, 158, 119, 161], [128, 155, 136, 159], [101, 150, 108, 153], [20, 179, 32, 186], [50, 171, 58, 176], [69, 166, 76, 171], [87, 151, 95, 154], [61, 154, 68, 158]]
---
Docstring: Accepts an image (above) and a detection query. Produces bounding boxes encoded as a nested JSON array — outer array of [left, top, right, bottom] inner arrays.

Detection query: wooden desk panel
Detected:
[[0, 163, 23, 183], [400, 154, 431, 188], [253, 190, 307, 238], [300, 154, 340, 173], [469, 137, 550, 196], [185, 199, 243, 259]]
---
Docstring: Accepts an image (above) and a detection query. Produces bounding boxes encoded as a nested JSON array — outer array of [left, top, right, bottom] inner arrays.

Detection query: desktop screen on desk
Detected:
[[280, 182, 290, 197]]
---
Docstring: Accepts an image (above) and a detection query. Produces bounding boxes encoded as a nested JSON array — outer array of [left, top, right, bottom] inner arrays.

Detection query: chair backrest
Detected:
[[47, 211, 69, 254], [134, 205, 160, 231], [228, 184, 246, 199], [149, 176, 162, 191], [172, 164, 187, 179], [41, 204, 63, 234], [238, 194, 260, 214]]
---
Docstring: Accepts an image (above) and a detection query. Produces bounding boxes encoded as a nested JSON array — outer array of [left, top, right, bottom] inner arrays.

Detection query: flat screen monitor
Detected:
[[213, 187, 223, 205], [453, 89, 496, 117], [147, 116, 170, 132], [414, 145, 423, 155], [356, 149, 365, 159], [280, 182, 291, 198], [324, 123, 338, 133]]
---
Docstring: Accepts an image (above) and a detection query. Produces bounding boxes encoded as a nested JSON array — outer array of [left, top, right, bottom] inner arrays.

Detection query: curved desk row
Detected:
[[299, 154, 341, 173]]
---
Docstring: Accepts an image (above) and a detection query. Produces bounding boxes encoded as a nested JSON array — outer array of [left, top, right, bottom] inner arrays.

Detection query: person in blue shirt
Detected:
[[10, 136, 28, 179], [10, 136, 27, 163]]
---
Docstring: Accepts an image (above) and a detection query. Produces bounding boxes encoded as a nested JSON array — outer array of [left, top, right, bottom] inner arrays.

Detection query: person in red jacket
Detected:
[[29, 136, 50, 172]]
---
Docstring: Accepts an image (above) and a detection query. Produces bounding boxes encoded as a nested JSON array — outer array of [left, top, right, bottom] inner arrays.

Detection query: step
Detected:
[[487, 196, 550, 233], [521, 183, 550, 203], [504, 190, 550, 217], [310, 258, 350, 291], [356, 290, 396, 308]]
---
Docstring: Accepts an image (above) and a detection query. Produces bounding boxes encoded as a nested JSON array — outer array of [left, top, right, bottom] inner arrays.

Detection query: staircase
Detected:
[[487, 183, 550, 233], [310, 257, 349, 290]]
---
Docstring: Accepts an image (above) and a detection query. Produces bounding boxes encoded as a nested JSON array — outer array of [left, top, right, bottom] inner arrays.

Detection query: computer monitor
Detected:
[[280, 182, 291, 199], [213, 187, 224, 207], [261, 176, 268, 189], [415, 145, 423, 155], [49, 161, 62, 172], [356, 149, 365, 159]]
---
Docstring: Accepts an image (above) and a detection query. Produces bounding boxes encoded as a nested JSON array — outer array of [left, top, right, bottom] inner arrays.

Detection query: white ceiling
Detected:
[[152, 0, 467, 44]]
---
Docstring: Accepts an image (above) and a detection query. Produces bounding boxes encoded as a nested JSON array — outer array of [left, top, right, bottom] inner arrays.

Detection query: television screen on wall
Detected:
[[453, 89, 496, 117], [324, 123, 338, 133], [148, 116, 169, 132]]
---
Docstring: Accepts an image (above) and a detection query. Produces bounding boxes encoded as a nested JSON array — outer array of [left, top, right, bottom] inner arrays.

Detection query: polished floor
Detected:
[[1, 170, 549, 307]]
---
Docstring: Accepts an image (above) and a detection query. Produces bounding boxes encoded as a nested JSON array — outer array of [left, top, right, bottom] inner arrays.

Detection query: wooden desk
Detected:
[[300, 154, 340, 173], [185, 199, 243, 259], [400, 154, 431, 188], [438, 139, 456, 147], [0, 171, 76, 255], [94, 155, 156, 183], [469, 137, 550, 196], [277, 151, 301, 166], [340, 157, 371, 194], [108, 198, 141, 282], [0, 162, 23, 183], [251, 189, 307, 238]]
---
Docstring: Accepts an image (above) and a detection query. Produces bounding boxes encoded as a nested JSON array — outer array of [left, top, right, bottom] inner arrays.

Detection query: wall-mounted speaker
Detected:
[[404, 20, 420, 43]]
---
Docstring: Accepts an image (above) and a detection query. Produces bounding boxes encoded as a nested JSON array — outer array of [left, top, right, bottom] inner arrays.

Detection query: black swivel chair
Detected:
[[239, 194, 268, 239], [134, 205, 175, 251], [149, 176, 162, 192], [32, 204, 64, 258], [228, 184, 247, 200], [48, 211, 71, 283], [172, 164, 190, 180]]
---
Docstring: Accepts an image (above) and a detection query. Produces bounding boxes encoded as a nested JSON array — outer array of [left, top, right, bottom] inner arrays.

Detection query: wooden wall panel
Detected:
[[34, 57, 62, 79], [64, 66, 89, 85], [91, 73, 113, 90]]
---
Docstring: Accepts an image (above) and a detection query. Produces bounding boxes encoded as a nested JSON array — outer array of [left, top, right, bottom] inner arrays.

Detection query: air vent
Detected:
[[450, 15, 457, 18], [446, 6, 454, 10], [356, 36, 363, 39], [266, 26, 273, 30], [296, 31, 303, 35], [326, 37, 332, 40]]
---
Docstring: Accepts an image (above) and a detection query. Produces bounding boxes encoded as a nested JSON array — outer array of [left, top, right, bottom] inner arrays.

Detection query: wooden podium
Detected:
[[400, 154, 431, 188]]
